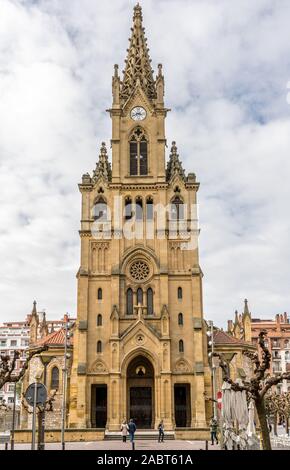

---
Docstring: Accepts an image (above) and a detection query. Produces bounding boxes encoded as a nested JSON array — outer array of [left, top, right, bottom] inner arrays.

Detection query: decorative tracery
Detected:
[[129, 127, 148, 176], [130, 260, 150, 281]]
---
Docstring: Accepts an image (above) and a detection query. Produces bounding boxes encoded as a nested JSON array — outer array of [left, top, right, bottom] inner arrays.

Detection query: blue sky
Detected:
[[0, 0, 290, 326]]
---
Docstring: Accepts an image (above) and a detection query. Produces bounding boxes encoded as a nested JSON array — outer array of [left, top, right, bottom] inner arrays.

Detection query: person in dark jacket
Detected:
[[128, 419, 136, 443], [158, 420, 165, 442]]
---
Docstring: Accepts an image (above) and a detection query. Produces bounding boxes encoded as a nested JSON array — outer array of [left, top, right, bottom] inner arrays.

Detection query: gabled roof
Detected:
[[214, 329, 252, 347], [34, 328, 73, 347]]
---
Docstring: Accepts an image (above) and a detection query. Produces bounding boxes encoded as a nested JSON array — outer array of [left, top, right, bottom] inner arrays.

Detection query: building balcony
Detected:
[[271, 345, 281, 349], [273, 369, 283, 374], [272, 355, 282, 360]]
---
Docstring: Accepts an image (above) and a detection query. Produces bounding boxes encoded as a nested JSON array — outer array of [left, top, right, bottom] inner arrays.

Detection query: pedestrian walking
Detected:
[[158, 420, 165, 442], [120, 419, 128, 443], [209, 416, 219, 445], [128, 418, 136, 444]]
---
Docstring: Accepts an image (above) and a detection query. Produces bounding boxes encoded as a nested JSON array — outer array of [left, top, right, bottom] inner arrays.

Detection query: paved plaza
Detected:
[[1, 440, 219, 451]]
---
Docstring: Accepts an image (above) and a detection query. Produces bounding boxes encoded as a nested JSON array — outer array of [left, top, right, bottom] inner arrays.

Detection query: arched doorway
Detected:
[[127, 355, 154, 429]]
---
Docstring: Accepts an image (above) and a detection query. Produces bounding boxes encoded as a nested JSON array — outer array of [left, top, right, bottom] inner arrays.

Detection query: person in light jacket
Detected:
[[120, 420, 128, 443]]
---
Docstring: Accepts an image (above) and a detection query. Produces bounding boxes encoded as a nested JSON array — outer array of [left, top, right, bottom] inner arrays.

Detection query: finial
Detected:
[[100, 142, 107, 156], [158, 63, 163, 77], [244, 298, 250, 315], [134, 3, 142, 20], [171, 141, 178, 156], [114, 64, 119, 78], [32, 300, 37, 315]]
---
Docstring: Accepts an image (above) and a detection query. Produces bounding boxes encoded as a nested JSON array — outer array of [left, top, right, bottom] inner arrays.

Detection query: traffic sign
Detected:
[[25, 383, 47, 406]]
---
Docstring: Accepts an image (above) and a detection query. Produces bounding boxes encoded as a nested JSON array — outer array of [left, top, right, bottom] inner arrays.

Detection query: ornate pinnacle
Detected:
[[100, 142, 107, 157], [114, 64, 119, 78], [133, 3, 142, 21], [244, 298, 250, 315], [92, 142, 112, 183], [166, 141, 186, 182], [171, 141, 178, 156], [32, 300, 37, 316], [120, 4, 157, 102]]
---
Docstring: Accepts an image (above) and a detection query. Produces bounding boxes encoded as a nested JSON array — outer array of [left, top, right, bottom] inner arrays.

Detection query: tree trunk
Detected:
[[286, 416, 289, 436], [37, 411, 42, 450], [256, 398, 272, 450], [274, 413, 277, 436]]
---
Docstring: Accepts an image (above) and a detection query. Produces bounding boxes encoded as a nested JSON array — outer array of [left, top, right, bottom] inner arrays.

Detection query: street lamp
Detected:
[[10, 371, 20, 450], [38, 355, 53, 450], [61, 318, 73, 451], [207, 320, 217, 420]]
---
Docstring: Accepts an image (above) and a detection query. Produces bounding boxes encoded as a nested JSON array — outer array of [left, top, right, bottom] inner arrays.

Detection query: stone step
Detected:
[[104, 430, 175, 441]]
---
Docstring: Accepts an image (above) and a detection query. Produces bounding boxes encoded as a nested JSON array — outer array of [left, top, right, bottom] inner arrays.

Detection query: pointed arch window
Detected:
[[137, 287, 143, 305], [97, 341, 102, 353], [146, 197, 154, 220], [125, 197, 133, 220], [127, 288, 133, 315], [97, 314, 102, 326], [93, 196, 108, 221], [51, 366, 59, 390], [98, 288, 103, 300], [147, 288, 154, 315], [135, 197, 143, 220], [171, 196, 184, 220], [178, 313, 183, 325], [178, 287, 183, 300], [179, 340, 184, 353], [129, 127, 148, 176]]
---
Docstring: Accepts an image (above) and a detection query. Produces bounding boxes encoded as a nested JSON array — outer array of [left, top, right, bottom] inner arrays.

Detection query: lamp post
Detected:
[[61, 317, 72, 451], [207, 320, 217, 420], [10, 376, 18, 450], [38, 355, 52, 450]]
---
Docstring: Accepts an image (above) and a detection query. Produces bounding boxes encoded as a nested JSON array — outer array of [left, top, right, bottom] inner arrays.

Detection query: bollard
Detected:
[[5, 442, 8, 451], [205, 440, 208, 450], [132, 441, 135, 451]]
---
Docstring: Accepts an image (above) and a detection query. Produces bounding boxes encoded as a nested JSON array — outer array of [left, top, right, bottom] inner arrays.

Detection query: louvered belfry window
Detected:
[[129, 127, 148, 176]]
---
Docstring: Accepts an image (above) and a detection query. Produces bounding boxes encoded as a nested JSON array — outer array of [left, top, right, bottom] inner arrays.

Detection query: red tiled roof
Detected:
[[214, 330, 252, 346], [35, 328, 66, 347]]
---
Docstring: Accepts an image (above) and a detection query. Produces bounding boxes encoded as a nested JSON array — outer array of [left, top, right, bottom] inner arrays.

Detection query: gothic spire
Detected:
[[32, 300, 37, 317], [166, 142, 186, 182], [40, 311, 48, 338], [243, 298, 251, 318], [120, 3, 156, 102], [92, 142, 112, 183]]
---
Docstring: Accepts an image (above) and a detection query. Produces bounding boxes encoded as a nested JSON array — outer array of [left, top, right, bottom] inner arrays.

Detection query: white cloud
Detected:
[[0, 0, 290, 326]]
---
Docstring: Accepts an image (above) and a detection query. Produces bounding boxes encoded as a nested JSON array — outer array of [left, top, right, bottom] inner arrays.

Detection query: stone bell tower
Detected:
[[68, 3, 211, 437]]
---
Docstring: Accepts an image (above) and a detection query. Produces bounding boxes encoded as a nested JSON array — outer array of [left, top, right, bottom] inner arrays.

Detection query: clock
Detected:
[[131, 106, 147, 121]]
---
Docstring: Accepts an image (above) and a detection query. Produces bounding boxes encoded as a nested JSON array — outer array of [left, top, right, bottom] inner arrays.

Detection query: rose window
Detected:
[[130, 261, 150, 281]]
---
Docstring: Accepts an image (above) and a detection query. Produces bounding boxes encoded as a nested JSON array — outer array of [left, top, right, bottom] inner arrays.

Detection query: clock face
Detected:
[[131, 106, 147, 121]]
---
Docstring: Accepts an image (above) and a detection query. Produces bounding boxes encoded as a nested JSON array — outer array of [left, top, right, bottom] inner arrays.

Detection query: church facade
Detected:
[[68, 4, 211, 435]]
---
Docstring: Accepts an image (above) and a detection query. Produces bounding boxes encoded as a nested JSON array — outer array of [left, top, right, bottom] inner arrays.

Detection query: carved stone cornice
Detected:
[[79, 230, 92, 238]]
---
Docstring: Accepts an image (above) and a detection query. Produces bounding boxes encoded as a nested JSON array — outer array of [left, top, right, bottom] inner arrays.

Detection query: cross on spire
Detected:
[[120, 4, 156, 102]]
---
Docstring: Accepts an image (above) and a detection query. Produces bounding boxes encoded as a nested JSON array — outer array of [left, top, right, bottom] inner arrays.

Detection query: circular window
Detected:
[[130, 260, 150, 281]]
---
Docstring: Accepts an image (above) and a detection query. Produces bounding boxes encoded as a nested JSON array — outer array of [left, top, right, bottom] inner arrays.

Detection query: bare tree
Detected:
[[0, 348, 47, 390], [214, 330, 290, 450], [265, 392, 290, 435], [22, 390, 57, 449]]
